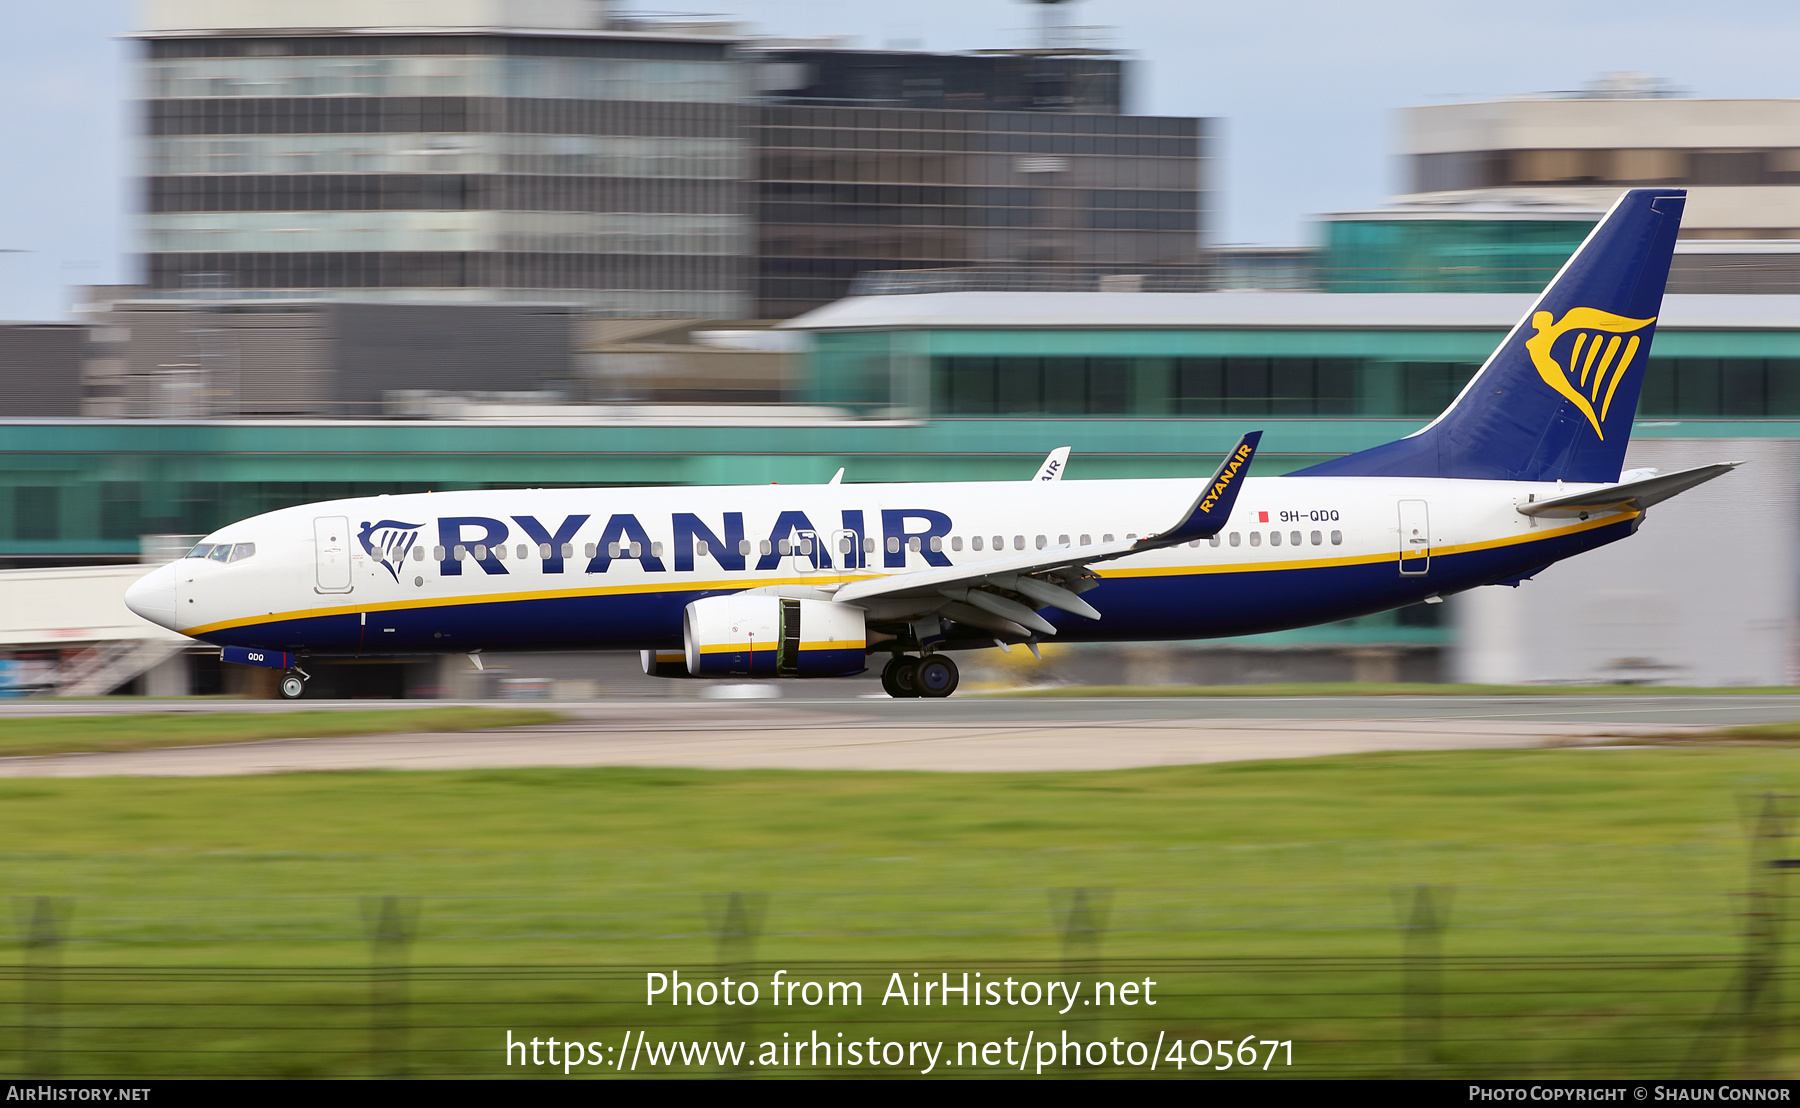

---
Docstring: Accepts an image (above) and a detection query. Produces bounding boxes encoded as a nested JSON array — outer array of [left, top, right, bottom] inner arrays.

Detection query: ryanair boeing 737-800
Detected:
[[124, 188, 1735, 699]]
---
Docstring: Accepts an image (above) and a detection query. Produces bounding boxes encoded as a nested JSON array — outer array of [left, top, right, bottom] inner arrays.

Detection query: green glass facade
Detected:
[[810, 326, 1800, 419], [1320, 218, 1596, 293]]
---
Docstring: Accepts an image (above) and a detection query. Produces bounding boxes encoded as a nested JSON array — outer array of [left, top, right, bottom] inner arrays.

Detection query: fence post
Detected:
[[1397, 884, 1449, 1074], [17, 898, 68, 1078], [1051, 888, 1111, 1070], [362, 896, 419, 1079], [704, 893, 765, 1074], [1744, 793, 1795, 1075]]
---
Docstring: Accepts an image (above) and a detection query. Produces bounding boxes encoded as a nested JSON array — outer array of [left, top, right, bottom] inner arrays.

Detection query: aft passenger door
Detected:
[[314, 515, 354, 593], [1397, 500, 1430, 576]]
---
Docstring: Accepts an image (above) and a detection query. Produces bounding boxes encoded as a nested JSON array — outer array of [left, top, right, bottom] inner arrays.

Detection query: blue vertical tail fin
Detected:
[[1295, 188, 1686, 483]]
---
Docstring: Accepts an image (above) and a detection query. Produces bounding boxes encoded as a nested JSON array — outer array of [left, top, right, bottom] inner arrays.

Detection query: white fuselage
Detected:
[[130, 474, 1634, 656]]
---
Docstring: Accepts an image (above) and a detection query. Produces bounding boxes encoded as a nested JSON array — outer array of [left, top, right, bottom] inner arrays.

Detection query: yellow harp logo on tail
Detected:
[[1524, 307, 1657, 439]]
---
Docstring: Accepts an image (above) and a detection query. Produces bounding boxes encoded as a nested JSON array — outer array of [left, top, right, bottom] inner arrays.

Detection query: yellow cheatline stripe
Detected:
[[696, 639, 865, 655], [182, 512, 1634, 637]]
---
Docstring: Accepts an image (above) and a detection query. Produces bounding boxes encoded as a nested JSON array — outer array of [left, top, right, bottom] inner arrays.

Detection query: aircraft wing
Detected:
[[1517, 460, 1741, 518], [833, 433, 1262, 636]]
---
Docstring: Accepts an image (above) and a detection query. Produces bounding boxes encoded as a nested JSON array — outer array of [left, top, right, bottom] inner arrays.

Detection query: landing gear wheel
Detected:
[[278, 672, 306, 700], [881, 655, 920, 698], [914, 655, 960, 699]]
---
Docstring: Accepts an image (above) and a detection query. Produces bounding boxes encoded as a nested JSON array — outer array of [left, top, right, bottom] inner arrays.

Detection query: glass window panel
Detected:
[[1087, 359, 1130, 415], [1270, 358, 1314, 416], [14, 487, 58, 541], [996, 358, 1042, 414], [1639, 359, 1677, 417], [1767, 360, 1800, 416], [1722, 361, 1767, 416], [1223, 358, 1270, 416], [1315, 359, 1357, 415], [1042, 358, 1086, 414], [1175, 357, 1223, 415], [1676, 359, 1723, 416]]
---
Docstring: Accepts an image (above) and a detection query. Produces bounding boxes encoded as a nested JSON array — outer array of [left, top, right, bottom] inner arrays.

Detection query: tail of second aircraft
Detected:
[[1296, 187, 1686, 483]]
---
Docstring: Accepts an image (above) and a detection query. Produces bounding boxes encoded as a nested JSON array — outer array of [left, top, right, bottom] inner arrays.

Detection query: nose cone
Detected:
[[124, 562, 180, 630]]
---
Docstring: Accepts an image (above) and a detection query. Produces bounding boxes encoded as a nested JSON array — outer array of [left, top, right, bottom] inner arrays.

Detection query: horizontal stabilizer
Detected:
[[1517, 461, 1742, 518]]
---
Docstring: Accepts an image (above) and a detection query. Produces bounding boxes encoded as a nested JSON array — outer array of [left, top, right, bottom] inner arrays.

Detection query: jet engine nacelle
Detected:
[[683, 594, 867, 677], [640, 650, 696, 678]]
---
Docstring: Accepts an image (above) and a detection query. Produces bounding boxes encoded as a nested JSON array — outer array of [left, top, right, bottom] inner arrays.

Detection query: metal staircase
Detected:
[[46, 640, 188, 698]]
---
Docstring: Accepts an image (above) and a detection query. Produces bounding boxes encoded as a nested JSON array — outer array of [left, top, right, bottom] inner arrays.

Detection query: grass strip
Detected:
[[0, 707, 565, 757], [974, 681, 1800, 698]]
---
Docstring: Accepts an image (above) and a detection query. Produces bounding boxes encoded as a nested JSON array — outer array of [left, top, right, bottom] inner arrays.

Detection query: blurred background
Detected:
[[0, 0, 1799, 697]]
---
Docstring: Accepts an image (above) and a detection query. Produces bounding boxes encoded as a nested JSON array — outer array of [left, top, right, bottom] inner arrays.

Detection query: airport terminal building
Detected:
[[2, 282, 1796, 695]]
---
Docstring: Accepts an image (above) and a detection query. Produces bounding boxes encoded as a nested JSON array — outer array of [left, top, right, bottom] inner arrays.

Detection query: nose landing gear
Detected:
[[880, 653, 959, 699], [278, 667, 311, 700]]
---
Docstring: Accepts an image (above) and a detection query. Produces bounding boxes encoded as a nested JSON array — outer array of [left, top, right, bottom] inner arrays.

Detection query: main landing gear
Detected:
[[277, 667, 311, 700], [881, 653, 959, 699]]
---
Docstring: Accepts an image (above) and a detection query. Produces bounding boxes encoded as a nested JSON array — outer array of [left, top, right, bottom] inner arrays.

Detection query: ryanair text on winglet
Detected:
[[1197, 442, 1255, 515]]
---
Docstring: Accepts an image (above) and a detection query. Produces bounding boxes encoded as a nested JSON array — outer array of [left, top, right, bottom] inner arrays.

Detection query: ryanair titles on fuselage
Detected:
[[389, 507, 962, 578]]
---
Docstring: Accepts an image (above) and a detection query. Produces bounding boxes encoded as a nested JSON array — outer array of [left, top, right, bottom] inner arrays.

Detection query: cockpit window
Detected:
[[207, 544, 231, 562], [227, 543, 256, 562], [186, 544, 214, 559]]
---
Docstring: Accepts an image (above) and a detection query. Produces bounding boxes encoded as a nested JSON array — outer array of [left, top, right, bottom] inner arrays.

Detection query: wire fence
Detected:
[[0, 797, 1791, 1078]]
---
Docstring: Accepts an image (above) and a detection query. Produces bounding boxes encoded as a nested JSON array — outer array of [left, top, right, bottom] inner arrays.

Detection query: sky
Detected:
[[1, 0, 1798, 320]]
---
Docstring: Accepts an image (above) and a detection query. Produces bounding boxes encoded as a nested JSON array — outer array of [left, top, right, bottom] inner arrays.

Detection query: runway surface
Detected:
[[0, 693, 1789, 777]]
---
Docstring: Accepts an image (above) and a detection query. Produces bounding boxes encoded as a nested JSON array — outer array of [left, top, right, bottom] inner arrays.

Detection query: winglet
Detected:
[[1032, 447, 1071, 482], [1138, 431, 1262, 549]]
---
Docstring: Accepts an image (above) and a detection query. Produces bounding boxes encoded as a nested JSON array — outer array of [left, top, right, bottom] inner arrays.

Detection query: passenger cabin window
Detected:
[[1080, 534, 1091, 546], [1330, 530, 1344, 545], [1103, 534, 1114, 543], [972, 536, 984, 551], [1013, 536, 1024, 550], [1270, 532, 1282, 547], [1209, 535, 1221, 547], [1229, 533, 1240, 547], [1249, 532, 1261, 547], [951, 536, 962, 552], [1311, 531, 1322, 546], [1291, 531, 1302, 546], [1035, 535, 1046, 550], [227, 543, 256, 562], [413, 547, 426, 561], [739, 539, 752, 555], [992, 535, 1003, 550], [929, 536, 943, 553]]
